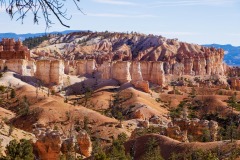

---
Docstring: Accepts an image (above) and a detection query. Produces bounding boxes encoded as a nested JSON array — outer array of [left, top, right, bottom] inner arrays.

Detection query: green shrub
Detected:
[[4, 139, 34, 160], [10, 89, 16, 99]]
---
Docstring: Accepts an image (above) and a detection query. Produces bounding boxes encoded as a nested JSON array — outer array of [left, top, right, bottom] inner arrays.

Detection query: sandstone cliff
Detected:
[[96, 60, 164, 90], [36, 60, 64, 85], [0, 59, 35, 76], [32, 32, 226, 77]]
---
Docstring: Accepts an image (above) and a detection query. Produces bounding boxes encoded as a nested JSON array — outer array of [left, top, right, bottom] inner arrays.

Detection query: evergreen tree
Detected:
[[107, 133, 130, 160], [202, 129, 211, 142], [19, 96, 30, 116], [141, 137, 163, 160], [83, 116, 90, 133], [227, 93, 238, 142], [10, 89, 16, 99], [189, 87, 196, 99], [93, 136, 108, 160], [4, 139, 34, 160]]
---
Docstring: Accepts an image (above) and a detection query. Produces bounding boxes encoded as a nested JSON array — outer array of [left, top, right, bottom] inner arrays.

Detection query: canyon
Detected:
[[1, 32, 240, 159], [0, 33, 230, 90]]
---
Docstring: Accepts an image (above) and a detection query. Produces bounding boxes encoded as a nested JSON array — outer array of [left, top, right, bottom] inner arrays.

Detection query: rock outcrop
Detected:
[[0, 59, 35, 76], [76, 59, 96, 76], [131, 80, 150, 93], [130, 118, 219, 142], [229, 77, 240, 91], [0, 33, 228, 90], [98, 61, 112, 79], [33, 126, 92, 159], [97, 60, 165, 87], [0, 38, 30, 60], [34, 129, 62, 160], [36, 60, 64, 85], [76, 130, 92, 157], [32, 32, 226, 77], [228, 66, 240, 77], [170, 118, 219, 142], [112, 61, 132, 84], [131, 110, 145, 120]]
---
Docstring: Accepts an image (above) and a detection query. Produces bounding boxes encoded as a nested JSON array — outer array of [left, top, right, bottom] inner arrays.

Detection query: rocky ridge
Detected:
[[32, 32, 226, 77]]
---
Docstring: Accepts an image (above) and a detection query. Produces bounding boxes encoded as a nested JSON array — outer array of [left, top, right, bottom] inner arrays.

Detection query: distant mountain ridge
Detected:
[[0, 30, 82, 41], [203, 44, 240, 66]]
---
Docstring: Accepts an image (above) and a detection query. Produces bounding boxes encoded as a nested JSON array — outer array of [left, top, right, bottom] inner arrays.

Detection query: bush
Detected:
[[51, 90, 55, 95], [107, 133, 131, 160], [0, 86, 5, 93], [4, 139, 34, 160], [10, 89, 16, 99], [141, 137, 163, 160]]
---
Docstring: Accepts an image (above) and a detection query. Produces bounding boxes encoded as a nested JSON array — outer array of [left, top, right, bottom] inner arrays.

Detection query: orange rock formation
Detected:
[[0, 38, 30, 60]]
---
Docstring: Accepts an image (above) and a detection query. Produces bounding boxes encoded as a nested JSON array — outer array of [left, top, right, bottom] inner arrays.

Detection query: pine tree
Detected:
[[227, 93, 238, 142], [19, 96, 30, 116], [4, 139, 34, 160], [10, 89, 16, 99], [202, 129, 211, 142], [107, 133, 130, 160], [141, 137, 163, 160], [93, 136, 108, 160]]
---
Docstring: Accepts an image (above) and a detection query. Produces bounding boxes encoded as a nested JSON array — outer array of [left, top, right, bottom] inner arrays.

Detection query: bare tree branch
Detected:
[[0, 0, 84, 29]]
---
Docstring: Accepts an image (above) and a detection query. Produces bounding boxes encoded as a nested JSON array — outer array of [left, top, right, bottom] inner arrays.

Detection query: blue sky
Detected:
[[1, 0, 240, 45]]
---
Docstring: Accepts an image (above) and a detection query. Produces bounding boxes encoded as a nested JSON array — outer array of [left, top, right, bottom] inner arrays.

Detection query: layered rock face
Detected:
[[64, 61, 78, 75], [112, 61, 132, 84], [33, 32, 226, 77], [228, 67, 240, 77], [95, 60, 164, 91], [98, 61, 112, 79], [229, 77, 240, 90], [149, 62, 165, 85], [227, 67, 240, 91], [5, 59, 28, 75], [0, 39, 35, 76], [0, 59, 35, 76], [0, 33, 227, 89], [97, 61, 165, 86], [36, 60, 64, 85], [0, 38, 30, 60], [77, 60, 96, 76], [64, 60, 97, 76], [131, 61, 143, 81]]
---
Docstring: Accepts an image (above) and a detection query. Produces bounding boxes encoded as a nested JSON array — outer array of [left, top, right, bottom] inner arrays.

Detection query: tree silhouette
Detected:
[[0, 0, 84, 28]]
